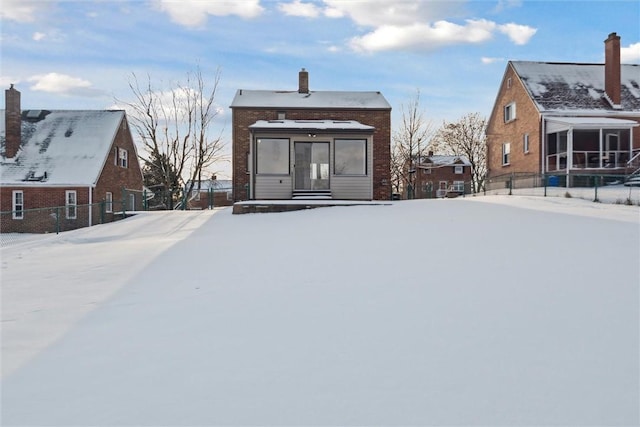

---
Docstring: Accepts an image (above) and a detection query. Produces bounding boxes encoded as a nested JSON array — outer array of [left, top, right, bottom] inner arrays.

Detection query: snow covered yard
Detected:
[[1, 197, 638, 426]]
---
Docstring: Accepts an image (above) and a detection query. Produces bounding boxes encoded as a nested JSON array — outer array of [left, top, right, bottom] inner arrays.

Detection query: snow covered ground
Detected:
[[1, 197, 638, 425]]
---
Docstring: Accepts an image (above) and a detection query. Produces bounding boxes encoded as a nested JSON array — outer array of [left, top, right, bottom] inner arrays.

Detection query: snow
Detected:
[[1, 197, 639, 425], [230, 89, 392, 109], [0, 110, 124, 185], [249, 119, 375, 131]]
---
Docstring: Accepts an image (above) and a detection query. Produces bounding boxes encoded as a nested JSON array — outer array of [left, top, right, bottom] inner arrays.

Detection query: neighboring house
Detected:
[[410, 152, 473, 198], [186, 178, 233, 209], [0, 85, 144, 233], [486, 32, 640, 186], [230, 68, 392, 201]]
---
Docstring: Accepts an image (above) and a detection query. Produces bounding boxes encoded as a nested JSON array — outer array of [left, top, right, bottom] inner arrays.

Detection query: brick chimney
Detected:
[[5, 84, 22, 158], [298, 68, 309, 94], [604, 32, 621, 108]]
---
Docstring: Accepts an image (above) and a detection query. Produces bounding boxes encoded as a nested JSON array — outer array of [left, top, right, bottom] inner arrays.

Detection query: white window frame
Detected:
[[334, 139, 367, 176], [523, 134, 530, 153], [66, 190, 77, 219], [507, 77, 512, 89], [129, 193, 135, 210], [502, 143, 511, 166], [452, 181, 465, 192], [105, 192, 113, 213], [12, 190, 24, 220], [454, 166, 463, 174], [504, 102, 516, 123], [118, 148, 128, 168]]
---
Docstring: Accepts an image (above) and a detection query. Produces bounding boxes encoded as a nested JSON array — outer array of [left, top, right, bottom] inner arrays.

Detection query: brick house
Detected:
[[486, 33, 640, 186], [186, 178, 233, 209], [230, 69, 392, 201], [0, 86, 144, 233], [409, 152, 473, 198]]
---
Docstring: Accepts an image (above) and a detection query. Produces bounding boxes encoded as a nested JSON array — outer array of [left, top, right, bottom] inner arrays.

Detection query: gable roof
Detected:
[[511, 61, 640, 113], [418, 155, 471, 167], [187, 179, 232, 192], [0, 110, 125, 186], [230, 90, 391, 110]]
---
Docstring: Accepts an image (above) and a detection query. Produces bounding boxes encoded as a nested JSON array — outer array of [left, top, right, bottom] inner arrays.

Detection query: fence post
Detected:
[[508, 174, 513, 196], [543, 174, 547, 197], [143, 190, 147, 211], [593, 175, 599, 202], [100, 200, 105, 224], [56, 207, 60, 234]]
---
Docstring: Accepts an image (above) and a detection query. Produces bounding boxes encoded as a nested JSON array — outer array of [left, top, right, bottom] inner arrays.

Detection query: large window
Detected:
[[504, 102, 516, 122], [66, 190, 77, 219], [12, 190, 23, 219], [334, 139, 366, 175], [256, 138, 289, 174], [502, 143, 511, 165]]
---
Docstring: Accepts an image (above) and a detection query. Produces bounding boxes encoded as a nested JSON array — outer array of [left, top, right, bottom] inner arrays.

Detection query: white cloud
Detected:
[[498, 23, 537, 45], [621, 42, 640, 63], [28, 73, 102, 97], [278, 0, 321, 18], [322, 0, 464, 27], [0, 0, 40, 22], [481, 57, 504, 64], [33, 32, 46, 41], [152, 0, 264, 28], [350, 19, 498, 53], [492, 0, 523, 13]]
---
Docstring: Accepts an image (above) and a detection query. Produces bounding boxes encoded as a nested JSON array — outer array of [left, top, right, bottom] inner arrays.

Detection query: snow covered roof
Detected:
[[511, 61, 640, 113], [187, 179, 232, 192], [249, 119, 375, 132], [0, 110, 124, 186], [545, 116, 639, 133], [230, 90, 391, 110], [419, 155, 471, 167]]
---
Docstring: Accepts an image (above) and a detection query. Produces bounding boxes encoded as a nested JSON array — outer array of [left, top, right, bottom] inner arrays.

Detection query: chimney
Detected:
[[298, 68, 309, 94], [604, 32, 621, 108], [5, 84, 21, 158]]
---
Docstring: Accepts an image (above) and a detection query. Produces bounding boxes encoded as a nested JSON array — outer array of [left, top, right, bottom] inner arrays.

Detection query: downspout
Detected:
[[88, 186, 93, 227], [541, 115, 546, 175], [249, 131, 254, 200], [566, 128, 572, 188], [599, 128, 603, 168]]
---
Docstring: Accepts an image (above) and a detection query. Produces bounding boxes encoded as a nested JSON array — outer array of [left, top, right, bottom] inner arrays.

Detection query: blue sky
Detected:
[[2, 0, 639, 177]]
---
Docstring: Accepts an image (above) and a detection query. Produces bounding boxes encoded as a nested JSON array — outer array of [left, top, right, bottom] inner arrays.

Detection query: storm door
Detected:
[[294, 142, 329, 190]]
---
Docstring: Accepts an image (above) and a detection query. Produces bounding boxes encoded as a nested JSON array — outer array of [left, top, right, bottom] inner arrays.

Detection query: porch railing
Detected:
[[547, 150, 630, 171]]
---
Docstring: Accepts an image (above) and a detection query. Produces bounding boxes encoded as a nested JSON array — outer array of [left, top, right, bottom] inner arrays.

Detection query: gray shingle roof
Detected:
[[511, 61, 640, 113]]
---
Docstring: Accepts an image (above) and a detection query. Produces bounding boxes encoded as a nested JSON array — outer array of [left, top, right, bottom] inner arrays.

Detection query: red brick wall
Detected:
[[413, 165, 472, 198], [486, 64, 542, 179], [187, 191, 233, 209], [231, 108, 391, 201]]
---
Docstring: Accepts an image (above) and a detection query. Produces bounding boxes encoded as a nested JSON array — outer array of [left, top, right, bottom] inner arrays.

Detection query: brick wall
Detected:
[[232, 108, 391, 201], [413, 165, 472, 198], [486, 64, 542, 179]]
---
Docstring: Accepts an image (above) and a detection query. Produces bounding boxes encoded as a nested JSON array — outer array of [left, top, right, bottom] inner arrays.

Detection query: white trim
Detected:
[[105, 192, 113, 213], [12, 190, 24, 220], [65, 190, 77, 219]]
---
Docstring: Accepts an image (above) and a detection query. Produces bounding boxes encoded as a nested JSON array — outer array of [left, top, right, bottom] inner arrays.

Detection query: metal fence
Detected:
[[484, 172, 640, 205]]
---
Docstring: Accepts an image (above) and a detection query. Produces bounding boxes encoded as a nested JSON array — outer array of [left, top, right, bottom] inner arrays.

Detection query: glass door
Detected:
[[294, 142, 329, 190]]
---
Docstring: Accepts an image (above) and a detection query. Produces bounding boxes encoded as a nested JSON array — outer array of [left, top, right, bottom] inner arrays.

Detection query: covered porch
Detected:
[[545, 117, 638, 173]]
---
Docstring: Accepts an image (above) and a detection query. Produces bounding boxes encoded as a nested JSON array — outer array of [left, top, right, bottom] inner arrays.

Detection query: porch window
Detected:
[[335, 139, 366, 175], [504, 102, 516, 122], [256, 138, 289, 175], [12, 190, 23, 219], [502, 143, 511, 165], [66, 190, 77, 219]]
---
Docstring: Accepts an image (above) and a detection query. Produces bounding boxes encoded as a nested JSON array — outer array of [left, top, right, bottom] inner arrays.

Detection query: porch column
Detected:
[[599, 128, 604, 168], [248, 131, 254, 199]]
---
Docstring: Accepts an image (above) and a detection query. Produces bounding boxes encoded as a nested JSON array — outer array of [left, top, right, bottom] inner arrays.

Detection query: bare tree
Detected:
[[429, 112, 487, 193], [118, 67, 226, 208], [391, 89, 434, 198]]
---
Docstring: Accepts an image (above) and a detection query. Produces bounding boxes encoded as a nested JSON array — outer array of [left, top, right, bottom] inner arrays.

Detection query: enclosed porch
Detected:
[[545, 117, 638, 173]]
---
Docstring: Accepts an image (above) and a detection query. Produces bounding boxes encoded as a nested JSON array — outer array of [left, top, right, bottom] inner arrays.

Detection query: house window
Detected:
[[452, 181, 465, 192], [507, 77, 512, 89], [335, 139, 366, 175], [118, 148, 128, 168], [423, 167, 431, 174], [504, 102, 516, 122], [66, 190, 77, 219], [502, 143, 511, 165], [454, 166, 463, 174], [523, 134, 530, 153], [277, 111, 286, 120], [12, 190, 24, 219], [105, 192, 113, 213], [256, 138, 290, 174]]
